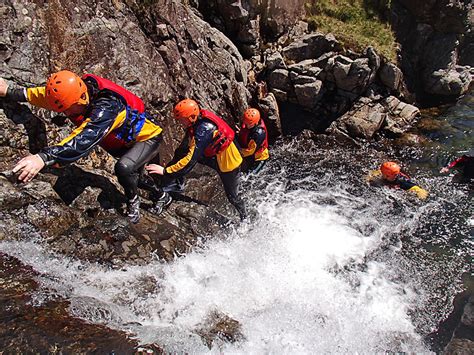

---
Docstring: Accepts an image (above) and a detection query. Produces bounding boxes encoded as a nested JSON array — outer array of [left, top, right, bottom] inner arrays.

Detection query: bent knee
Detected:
[[115, 158, 135, 178]]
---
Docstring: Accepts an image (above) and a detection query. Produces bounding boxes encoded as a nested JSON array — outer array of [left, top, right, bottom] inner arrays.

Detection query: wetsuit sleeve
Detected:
[[396, 175, 417, 191], [164, 122, 214, 179], [447, 155, 469, 169], [5, 86, 55, 111], [5, 87, 28, 102], [38, 98, 122, 166], [366, 169, 383, 186], [396, 175, 428, 199]]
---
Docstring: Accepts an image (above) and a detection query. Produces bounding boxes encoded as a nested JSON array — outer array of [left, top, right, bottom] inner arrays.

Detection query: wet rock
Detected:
[[327, 98, 386, 140], [258, 91, 282, 139], [382, 96, 420, 135], [444, 295, 474, 355], [0, 254, 142, 353], [196, 310, 244, 348], [394, 133, 427, 146]]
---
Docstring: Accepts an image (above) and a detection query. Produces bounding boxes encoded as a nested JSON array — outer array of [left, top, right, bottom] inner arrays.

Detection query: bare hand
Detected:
[[145, 164, 165, 175], [12, 154, 46, 182], [439, 167, 449, 174], [0, 78, 9, 97]]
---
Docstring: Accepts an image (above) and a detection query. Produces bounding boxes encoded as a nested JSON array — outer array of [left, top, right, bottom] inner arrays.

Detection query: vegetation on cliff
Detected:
[[305, 0, 397, 61]]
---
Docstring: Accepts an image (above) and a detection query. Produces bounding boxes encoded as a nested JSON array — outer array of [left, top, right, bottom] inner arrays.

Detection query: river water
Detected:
[[0, 95, 472, 353]]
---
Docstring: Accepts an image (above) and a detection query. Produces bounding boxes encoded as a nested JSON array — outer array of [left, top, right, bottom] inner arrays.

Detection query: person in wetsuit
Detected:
[[237, 108, 269, 174], [366, 161, 429, 200], [0, 70, 166, 223], [146, 98, 247, 220], [440, 154, 474, 182]]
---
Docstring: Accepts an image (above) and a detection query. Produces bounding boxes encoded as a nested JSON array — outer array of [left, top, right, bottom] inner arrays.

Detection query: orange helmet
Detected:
[[243, 108, 260, 126], [45, 70, 89, 112], [380, 161, 401, 180], [173, 99, 200, 125]]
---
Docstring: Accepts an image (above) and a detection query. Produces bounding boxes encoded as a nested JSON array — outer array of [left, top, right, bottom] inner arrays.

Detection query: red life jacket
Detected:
[[69, 74, 147, 151], [82, 74, 145, 113], [238, 119, 269, 156], [195, 109, 235, 157]]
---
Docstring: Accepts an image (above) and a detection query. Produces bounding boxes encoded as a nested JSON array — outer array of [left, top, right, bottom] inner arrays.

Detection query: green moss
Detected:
[[305, 0, 397, 62]]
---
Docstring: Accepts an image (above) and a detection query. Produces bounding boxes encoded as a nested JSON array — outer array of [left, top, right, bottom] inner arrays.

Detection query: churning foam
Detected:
[[0, 179, 430, 353]]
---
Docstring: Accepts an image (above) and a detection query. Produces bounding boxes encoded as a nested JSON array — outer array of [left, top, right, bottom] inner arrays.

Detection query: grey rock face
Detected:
[[282, 33, 342, 63], [444, 295, 474, 355], [392, 0, 473, 101], [380, 62, 403, 91]]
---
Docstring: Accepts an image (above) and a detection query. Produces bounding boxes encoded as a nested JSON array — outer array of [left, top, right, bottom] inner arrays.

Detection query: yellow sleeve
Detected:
[[165, 137, 196, 174], [217, 141, 243, 173], [241, 140, 257, 157], [408, 186, 429, 200], [26, 87, 55, 111]]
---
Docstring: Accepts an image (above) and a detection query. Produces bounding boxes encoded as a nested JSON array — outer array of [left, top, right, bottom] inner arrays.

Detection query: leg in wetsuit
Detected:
[[114, 135, 163, 199], [200, 156, 247, 220], [114, 135, 163, 222]]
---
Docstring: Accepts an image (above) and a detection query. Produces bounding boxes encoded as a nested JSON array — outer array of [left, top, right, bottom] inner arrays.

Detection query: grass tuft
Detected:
[[305, 0, 397, 62]]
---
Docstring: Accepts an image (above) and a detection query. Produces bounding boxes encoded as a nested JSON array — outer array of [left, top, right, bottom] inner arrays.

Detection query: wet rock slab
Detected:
[[0, 253, 154, 353]]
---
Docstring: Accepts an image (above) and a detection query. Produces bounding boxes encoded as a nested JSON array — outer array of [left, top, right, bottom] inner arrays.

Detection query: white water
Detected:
[[0, 170, 432, 353]]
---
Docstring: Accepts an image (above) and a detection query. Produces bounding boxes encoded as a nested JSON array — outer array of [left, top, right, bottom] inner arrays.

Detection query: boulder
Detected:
[[326, 98, 386, 140], [379, 62, 403, 91], [266, 51, 287, 71], [294, 80, 323, 109], [282, 32, 341, 62], [331, 56, 373, 94], [268, 68, 291, 92], [326, 96, 420, 140]]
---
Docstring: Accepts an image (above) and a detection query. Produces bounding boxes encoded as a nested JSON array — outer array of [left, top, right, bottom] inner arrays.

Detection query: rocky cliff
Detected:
[[391, 0, 473, 102], [0, 0, 472, 351]]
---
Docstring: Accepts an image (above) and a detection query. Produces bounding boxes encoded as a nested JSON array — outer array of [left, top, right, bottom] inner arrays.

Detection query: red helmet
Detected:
[[45, 70, 89, 112], [381, 161, 401, 180], [173, 99, 200, 125], [243, 108, 260, 126]]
